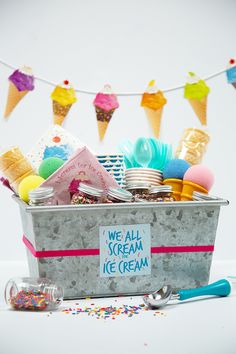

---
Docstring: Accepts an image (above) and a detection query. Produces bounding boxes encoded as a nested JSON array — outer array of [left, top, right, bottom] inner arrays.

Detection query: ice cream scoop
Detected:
[[163, 159, 190, 201], [143, 279, 231, 309], [184, 72, 210, 126], [181, 165, 214, 201]]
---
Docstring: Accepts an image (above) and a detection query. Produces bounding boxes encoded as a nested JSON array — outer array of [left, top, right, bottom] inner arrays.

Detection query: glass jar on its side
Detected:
[[29, 187, 57, 206], [71, 183, 103, 204], [147, 185, 175, 202], [5, 277, 63, 311]]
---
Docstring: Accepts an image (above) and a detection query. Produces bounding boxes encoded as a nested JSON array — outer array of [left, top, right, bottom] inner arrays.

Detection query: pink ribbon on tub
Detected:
[[23, 235, 214, 258]]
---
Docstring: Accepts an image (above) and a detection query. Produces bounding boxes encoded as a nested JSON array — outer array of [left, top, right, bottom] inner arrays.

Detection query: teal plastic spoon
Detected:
[[134, 137, 153, 168], [118, 140, 136, 168], [143, 279, 231, 309], [148, 138, 161, 169]]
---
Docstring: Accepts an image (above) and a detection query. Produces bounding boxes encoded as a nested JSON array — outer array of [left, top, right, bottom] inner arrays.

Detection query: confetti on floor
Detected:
[[62, 303, 165, 320]]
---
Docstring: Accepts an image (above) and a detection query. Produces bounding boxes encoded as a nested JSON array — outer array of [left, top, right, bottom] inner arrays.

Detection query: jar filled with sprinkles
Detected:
[[5, 277, 63, 311], [126, 183, 151, 202], [147, 185, 175, 202], [71, 183, 103, 204], [106, 187, 133, 203]]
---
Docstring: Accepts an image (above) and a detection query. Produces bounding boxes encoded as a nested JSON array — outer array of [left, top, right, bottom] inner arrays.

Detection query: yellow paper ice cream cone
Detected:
[[51, 81, 77, 126], [144, 107, 163, 138], [163, 178, 183, 201], [181, 181, 208, 201], [97, 120, 109, 141], [4, 82, 28, 118], [188, 96, 207, 125], [53, 101, 72, 126]]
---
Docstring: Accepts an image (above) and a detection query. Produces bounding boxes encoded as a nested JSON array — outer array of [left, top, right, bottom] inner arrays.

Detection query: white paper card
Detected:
[[100, 224, 151, 277]]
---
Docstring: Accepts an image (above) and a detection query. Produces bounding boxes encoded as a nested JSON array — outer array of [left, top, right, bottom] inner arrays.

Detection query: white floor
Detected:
[[0, 260, 236, 354]]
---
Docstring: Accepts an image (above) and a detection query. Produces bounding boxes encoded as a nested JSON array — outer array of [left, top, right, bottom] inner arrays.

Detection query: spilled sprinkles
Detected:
[[61, 303, 166, 320]]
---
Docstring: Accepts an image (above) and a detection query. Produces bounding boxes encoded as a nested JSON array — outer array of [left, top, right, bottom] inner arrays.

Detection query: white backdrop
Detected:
[[0, 0, 235, 261]]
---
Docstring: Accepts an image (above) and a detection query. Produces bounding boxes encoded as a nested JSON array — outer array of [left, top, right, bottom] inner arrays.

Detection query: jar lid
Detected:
[[126, 182, 151, 190], [193, 191, 218, 201], [29, 187, 54, 201], [78, 183, 103, 197], [108, 187, 133, 202], [149, 185, 172, 194]]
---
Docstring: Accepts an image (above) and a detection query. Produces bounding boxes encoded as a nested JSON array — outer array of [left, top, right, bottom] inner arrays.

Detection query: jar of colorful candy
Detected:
[[5, 277, 63, 311], [71, 183, 103, 204]]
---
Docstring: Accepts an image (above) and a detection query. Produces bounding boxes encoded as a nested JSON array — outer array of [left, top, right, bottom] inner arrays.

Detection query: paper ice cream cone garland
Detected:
[[50, 80, 77, 126], [0, 57, 235, 138], [184, 72, 210, 126], [4, 66, 35, 118], [226, 58, 236, 89], [141, 80, 167, 138], [93, 85, 119, 141]]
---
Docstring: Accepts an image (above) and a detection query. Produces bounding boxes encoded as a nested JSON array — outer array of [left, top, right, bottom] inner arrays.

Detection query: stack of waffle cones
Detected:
[[0, 147, 35, 192]]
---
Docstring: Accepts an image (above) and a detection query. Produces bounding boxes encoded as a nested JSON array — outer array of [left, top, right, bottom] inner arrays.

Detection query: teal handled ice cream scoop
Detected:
[[143, 279, 231, 309]]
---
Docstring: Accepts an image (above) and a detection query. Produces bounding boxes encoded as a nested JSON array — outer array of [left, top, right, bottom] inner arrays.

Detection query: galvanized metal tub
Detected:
[[14, 196, 228, 299]]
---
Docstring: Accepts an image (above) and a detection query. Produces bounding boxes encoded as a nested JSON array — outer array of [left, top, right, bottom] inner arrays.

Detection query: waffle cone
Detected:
[[181, 181, 208, 201], [144, 107, 163, 138], [4, 82, 29, 118], [163, 178, 182, 201], [188, 96, 207, 125], [97, 121, 109, 141], [95, 107, 114, 141], [53, 101, 72, 126]]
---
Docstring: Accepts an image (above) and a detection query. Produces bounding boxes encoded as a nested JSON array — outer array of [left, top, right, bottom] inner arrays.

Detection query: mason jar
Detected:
[[105, 187, 133, 203], [125, 183, 151, 202], [28, 187, 56, 206], [71, 183, 103, 204], [147, 185, 175, 202]]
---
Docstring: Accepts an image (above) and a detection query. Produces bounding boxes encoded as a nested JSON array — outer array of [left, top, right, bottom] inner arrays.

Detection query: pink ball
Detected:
[[183, 165, 214, 191]]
